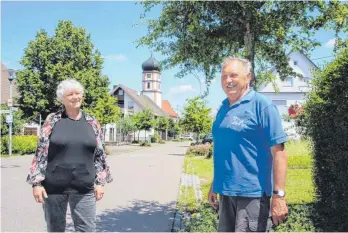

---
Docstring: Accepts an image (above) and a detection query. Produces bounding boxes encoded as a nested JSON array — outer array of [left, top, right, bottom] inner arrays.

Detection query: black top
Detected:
[[42, 112, 97, 194]]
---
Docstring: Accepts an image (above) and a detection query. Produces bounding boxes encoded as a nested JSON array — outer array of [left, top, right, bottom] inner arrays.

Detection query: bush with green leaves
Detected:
[[186, 144, 211, 157], [140, 141, 151, 147], [159, 140, 165, 144], [183, 203, 218, 232], [1, 135, 38, 155], [151, 133, 161, 143], [304, 47, 348, 231]]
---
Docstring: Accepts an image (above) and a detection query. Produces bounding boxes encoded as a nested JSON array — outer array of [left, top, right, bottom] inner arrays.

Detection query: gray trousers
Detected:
[[218, 194, 272, 232], [43, 192, 96, 232]]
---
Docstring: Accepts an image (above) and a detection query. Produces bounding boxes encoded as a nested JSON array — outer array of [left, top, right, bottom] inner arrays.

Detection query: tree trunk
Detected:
[[138, 131, 140, 141], [145, 130, 147, 142], [244, 10, 256, 87]]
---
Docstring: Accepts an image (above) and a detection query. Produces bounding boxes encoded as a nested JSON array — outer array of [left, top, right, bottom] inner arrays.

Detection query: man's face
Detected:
[[221, 60, 251, 103]]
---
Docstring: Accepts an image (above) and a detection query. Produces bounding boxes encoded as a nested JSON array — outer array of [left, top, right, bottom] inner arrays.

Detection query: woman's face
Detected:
[[62, 88, 83, 110]]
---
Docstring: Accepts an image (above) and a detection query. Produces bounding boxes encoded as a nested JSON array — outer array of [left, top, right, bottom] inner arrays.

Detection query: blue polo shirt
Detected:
[[212, 89, 287, 197]]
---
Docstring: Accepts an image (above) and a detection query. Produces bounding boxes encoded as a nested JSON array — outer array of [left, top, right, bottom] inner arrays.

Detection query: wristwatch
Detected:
[[273, 189, 286, 197]]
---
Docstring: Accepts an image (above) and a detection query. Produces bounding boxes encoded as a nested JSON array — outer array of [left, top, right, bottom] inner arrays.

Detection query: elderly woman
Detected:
[[26, 79, 113, 232]]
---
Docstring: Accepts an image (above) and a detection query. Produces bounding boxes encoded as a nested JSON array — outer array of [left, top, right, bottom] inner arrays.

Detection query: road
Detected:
[[0, 141, 189, 232]]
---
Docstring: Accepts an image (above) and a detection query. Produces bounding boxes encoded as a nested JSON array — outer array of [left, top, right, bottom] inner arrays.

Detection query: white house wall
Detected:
[[260, 92, 306, 117], [258, 52, 316, 93]]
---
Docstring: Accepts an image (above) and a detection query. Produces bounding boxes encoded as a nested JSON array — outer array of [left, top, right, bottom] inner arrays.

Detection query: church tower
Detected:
[[141, 54, 162, 108]]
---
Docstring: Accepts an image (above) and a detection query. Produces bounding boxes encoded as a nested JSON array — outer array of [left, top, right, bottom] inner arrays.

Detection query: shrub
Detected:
[[304, 47, 348, 231], [207, 142, 213, 158], [140, 141, 151, 147], [151, 133, 161, 143], [159, 140, 165, 144], [132, 140, 139, 144], [186, 144, 211, 157], [1, 135, 38, 155], [183, 203, 218, 232]]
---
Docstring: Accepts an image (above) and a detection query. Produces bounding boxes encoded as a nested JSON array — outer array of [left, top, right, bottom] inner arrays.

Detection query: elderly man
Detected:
[[208, 57, 288, 232]]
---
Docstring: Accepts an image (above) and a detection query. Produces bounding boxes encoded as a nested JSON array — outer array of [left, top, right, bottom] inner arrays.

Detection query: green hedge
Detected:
[[186, 144, 211, 157], [304, 47, 348, 231], [1, 135, 38, 155]]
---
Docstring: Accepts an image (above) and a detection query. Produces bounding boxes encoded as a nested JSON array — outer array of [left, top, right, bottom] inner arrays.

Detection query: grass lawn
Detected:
[[179, 140, 316, 232]]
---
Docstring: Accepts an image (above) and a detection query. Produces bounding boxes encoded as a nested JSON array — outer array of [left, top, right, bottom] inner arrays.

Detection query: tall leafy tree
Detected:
[[168, 118, 180, 138], [16, 20, 110, 121], [119, 115, 137, 142], [138, 1, 347, 95], [87, 95, 120, 140], [180, 97, 212, 141], [138, 108, 155, 141]]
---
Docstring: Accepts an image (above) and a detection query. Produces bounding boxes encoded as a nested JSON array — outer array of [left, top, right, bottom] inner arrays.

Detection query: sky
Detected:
[[1, 1, 342, 116]]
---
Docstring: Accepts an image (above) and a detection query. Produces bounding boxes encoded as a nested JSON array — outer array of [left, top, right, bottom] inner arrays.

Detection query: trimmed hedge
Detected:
[[1, 135, 38, 155], [186, 144, 211, 157], [304, 47, 348, 231]]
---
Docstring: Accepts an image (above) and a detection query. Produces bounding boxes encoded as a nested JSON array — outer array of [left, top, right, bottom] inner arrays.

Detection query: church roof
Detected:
[[110, 84, 168, 117], [162, 100, 178, 118], [142, 54, 160, 72]]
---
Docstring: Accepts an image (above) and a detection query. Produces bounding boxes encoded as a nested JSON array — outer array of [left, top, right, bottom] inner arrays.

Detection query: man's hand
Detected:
[[94, 185, 104, 201], [208, 186, 219, 209], [271, 196, 288, 225], [33, 186, 48, 203]]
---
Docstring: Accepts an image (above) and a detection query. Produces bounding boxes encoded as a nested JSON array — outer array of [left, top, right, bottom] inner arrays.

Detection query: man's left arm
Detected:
[[260, 104, 289, 226], [271, 143, 288, 225]]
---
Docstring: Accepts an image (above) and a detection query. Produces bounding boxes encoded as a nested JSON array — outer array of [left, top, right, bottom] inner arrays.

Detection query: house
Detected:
[[258, 51, 318, 117], [1, 62, 40, 135], [104, 55, 179, 142]]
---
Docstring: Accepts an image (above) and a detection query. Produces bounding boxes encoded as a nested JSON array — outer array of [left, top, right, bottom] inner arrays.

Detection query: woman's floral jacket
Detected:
[[26, 110, 113, 186]]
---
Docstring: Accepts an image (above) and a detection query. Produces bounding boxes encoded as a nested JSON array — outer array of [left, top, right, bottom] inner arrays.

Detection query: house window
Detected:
[[146, 73, 152, 79], [147, 82, 151, 89], [272, 100, 287, 106], [118, 90, 124, 96], [282, 77, 293, 87], [128, 101, 134, 110]]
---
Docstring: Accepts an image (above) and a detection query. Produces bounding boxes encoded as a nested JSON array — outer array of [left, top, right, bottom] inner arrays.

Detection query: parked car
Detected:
[[202, 133, 213, 144], [180, 134, 194, 140]]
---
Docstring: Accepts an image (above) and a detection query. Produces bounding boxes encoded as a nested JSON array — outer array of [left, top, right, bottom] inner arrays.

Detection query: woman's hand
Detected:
[[33, 186, 48, 203], [94, 185, 104, 201]]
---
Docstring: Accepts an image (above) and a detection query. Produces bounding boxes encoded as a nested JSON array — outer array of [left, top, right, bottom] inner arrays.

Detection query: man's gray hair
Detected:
[[56, 79, 84, 102], [222, 57, 252, 73]]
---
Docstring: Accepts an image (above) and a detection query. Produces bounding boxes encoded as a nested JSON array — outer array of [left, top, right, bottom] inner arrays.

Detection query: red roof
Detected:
[[162, 100, 178, 118]]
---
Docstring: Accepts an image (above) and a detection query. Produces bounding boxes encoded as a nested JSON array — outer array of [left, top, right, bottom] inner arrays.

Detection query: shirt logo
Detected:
[[228, 116, 247, 131]]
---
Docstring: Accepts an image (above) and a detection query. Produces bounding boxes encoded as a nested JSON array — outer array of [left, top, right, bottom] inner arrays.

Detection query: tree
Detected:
[[168, 118, 180, 138], [133, 111, 143, 141], [180, 97, 212, 141], [0, 104, 27, 136], [87, 95, 120, 139], [155, 116, 169, 139], [304, 47, 348, 231], [15, 20, 110, 121], [138, 1, 348, 95], [138, 108, 155, 141], [119, 115, 137, 142]]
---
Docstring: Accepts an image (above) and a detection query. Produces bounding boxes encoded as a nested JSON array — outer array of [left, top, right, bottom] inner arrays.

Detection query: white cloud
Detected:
[[102, 54, 128, 62], [324, 38, 337, 48], [169, 85, 196, 95]]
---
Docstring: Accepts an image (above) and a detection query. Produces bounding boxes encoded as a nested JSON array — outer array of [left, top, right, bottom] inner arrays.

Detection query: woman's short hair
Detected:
[[56, 79, 84, 102]]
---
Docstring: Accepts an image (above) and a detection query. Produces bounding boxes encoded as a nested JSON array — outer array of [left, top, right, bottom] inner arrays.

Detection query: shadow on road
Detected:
[[66, 200, 176, 232], [167, 153, 185, 156]]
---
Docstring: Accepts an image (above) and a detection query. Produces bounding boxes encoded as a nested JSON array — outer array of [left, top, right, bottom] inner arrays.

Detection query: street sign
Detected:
[[0, 110, 11, 114], [6, 115, 13, 123], [7, 99, 13, 107]]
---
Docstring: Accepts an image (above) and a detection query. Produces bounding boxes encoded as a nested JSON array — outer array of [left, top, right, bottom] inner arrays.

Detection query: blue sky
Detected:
[[1, 1, 341, 115]]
